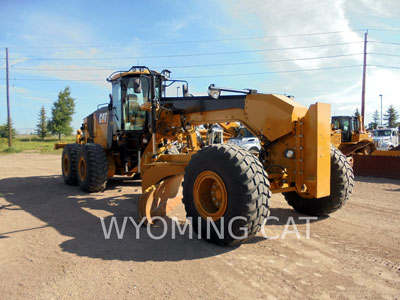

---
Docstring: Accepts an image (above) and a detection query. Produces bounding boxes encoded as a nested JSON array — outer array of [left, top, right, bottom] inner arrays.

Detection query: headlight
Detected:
[[208, 84, 221, 99], [284, 149, 295, 159]]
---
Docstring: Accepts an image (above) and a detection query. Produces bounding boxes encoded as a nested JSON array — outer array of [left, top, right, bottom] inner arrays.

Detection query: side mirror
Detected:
[[108, 94, 113, 110], [183, 84, 189, 97], [133, 78, 142, 93], [161, 69, 171, 79]]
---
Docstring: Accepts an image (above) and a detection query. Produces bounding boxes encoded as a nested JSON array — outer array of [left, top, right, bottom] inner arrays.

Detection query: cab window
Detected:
[[112, 82, 122, 130], [123, 76, 149, 131]]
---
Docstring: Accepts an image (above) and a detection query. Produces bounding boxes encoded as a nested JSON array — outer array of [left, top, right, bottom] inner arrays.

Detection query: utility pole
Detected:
[[361, 30, 368, 129], [379, 94, 383, 126], [6, 47, 12, 148]]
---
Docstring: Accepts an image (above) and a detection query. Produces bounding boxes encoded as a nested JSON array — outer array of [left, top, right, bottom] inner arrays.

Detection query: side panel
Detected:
[[245, 94, 308, 141], [88, 107, 109, 149], [302, 103, 331, 198]]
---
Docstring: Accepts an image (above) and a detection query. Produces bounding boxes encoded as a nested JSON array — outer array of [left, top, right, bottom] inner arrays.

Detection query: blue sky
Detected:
[[1, 0, 399, 133]]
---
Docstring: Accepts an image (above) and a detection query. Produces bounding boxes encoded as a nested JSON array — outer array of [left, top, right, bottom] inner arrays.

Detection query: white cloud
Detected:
[[224, 0, 363, 69], [220, 0, 400, 123], [8, 43, 143, 89], [344, 0, 400, 19], [157, 15, 202, 40]]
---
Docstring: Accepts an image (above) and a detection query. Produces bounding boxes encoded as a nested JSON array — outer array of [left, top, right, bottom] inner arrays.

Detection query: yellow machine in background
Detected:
[[331, 115, 375, 156], [59, 66, 353, 245]]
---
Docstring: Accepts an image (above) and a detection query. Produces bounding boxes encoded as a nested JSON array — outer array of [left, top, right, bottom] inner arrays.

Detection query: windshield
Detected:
[[237, 128, 254, 138], [122, 76, 150, 131], [374, 130, 391, 137]]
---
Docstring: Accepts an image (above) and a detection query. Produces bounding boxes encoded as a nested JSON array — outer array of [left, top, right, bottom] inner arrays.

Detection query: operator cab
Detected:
[[104, 67, 165, 173], [108, 68, 162, 134], [331, 116, 360, 143]]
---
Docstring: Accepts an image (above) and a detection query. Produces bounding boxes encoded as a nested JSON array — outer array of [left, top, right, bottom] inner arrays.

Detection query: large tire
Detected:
[[182, 144, 270, 246], [283, 147, 354, 216], [76, 143, 108, 193], [61, 144, 81, 185]]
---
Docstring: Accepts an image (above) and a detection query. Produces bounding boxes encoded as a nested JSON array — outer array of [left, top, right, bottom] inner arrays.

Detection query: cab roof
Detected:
[[106, 66, 160, 82]]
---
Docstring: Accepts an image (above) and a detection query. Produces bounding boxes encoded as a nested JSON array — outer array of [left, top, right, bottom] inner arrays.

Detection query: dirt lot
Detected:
[[0, 153, 399, 299]]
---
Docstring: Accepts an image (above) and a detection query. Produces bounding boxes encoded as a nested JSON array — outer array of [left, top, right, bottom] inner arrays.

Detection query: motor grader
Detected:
[[58, 66, 353, 245]]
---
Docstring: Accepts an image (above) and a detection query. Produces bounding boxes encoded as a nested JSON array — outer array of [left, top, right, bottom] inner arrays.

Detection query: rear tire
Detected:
[[76, 144, 108, 193], [182, 144, 270, 246], [61, 144, 81, 185], [283, 147, 354, 216]]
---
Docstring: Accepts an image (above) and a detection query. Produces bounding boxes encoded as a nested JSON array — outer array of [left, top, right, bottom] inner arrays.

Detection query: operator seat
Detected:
[[126, 94, 145, 130]]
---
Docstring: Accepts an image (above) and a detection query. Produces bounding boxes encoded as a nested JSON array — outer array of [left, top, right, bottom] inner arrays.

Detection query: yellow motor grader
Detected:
[[58, 66, 353, 245]]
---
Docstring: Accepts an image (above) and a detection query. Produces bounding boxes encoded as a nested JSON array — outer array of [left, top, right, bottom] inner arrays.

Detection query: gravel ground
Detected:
[[0, 153, 399, 300]]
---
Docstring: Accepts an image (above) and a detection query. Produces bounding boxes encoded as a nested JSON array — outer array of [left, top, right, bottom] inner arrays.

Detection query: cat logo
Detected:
[[99, 112, 108, 124]]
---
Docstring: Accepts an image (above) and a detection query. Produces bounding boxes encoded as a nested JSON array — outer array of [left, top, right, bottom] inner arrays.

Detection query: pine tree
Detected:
[[371, 110, 380, 129], [383, 105, 399, 128], [0, 119, 17, 138], [48, 87, 76, 140], [36, 106, 48, 140]]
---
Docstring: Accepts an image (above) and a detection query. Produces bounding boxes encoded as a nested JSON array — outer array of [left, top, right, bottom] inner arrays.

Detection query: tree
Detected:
[[370, 110, 380, 129], [36, 106, 48, 140], [0, 119, 17, 138], [383, 105, 399, 128], [48, 87, 76, 140], [354, 108, 360, 118]]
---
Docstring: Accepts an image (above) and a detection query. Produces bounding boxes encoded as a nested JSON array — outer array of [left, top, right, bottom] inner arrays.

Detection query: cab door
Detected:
[[112, 81, 122, 132], [340, 118, 351, 142]]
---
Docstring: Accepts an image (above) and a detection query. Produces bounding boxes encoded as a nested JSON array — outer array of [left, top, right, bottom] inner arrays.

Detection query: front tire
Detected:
[[182, 144, 270, 246], [76, 144, 108, 193], [283, 147, 354, 216]]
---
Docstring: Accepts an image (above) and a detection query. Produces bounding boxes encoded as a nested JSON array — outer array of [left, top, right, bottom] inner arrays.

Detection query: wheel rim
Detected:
[[63, 154, 69, 176], [193, 171, 228, 221], [78, 156, 87, 181]]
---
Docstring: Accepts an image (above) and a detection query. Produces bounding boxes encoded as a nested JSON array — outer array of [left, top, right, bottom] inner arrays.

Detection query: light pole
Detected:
[[379, 94, 383, 126]]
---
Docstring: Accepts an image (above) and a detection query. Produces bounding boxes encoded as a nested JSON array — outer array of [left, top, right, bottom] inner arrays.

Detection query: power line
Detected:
[[0, 29, 367, 49], [1, 53, 363, 71], [0, 41, 364, 61], [369, 41, 400, 46], [369, 52, 400, 57], [367, 28, 400, 32], [0, 64, 364, 81], [3, 78, 105, 82], [184, 65, 363, 78], [368, 64, 400, 69]]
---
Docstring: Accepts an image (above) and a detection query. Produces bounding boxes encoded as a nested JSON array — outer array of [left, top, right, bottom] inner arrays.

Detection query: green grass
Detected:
[[0, 135, 76, 154]]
